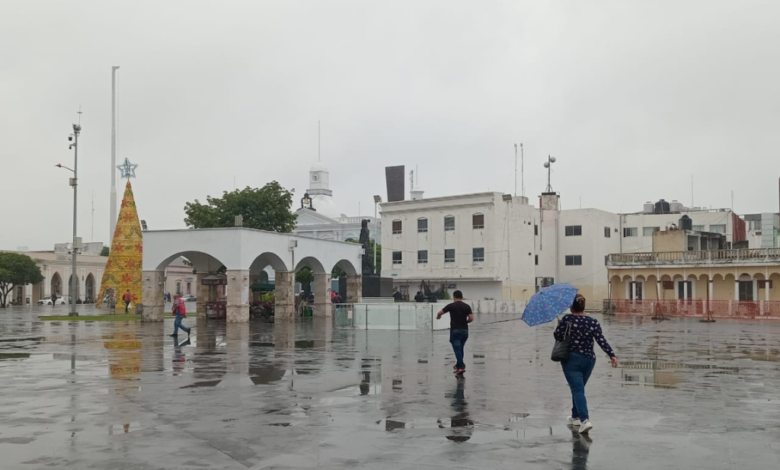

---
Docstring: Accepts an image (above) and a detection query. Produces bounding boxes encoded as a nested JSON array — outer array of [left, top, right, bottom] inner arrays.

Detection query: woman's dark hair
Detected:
[[571, 294, 586, 313]]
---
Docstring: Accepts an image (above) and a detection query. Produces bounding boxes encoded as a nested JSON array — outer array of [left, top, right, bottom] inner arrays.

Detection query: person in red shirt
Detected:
[[122, 290, 132, 313], [169, 295, 192, 337]]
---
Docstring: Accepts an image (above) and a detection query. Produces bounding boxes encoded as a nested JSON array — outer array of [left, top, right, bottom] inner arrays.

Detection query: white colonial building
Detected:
[[2, 242, 107, 305], [293, 162, 380, 243], [380, 192, 759, 304]]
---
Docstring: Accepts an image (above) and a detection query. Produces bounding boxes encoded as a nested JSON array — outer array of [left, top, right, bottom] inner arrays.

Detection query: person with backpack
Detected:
[[169, 295, 192, 337]]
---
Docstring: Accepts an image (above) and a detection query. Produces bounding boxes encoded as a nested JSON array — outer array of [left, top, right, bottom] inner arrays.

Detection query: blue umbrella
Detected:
[[521, 283, 579, 327]]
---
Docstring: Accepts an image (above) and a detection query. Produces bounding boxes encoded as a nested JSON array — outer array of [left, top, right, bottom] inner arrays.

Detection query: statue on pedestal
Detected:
[[359, 219, 375, 275]]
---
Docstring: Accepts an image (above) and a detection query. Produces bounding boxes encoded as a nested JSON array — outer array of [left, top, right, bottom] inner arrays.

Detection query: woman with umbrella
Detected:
[[553, 294, 618, 434], [522, 285, 618, 435]]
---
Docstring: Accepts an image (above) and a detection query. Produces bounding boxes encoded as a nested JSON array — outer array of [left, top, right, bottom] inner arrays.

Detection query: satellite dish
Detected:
[[543, 162, 550, 168], [550, 156, 557, 163]]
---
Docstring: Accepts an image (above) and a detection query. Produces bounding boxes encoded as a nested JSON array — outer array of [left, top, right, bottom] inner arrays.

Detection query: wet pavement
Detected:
[[1, 306, 780, 469]]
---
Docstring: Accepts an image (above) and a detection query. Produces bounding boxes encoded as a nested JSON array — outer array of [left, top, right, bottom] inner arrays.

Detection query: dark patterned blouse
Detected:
[[553, 314, 615, 360]]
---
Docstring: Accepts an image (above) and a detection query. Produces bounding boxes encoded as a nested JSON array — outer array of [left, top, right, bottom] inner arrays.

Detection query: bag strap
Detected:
[[563, 317, 572, 339]]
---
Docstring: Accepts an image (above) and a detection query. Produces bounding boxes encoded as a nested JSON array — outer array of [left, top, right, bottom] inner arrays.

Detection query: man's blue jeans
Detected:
[[173, 315, 191, 335], [561, 352, 596, 421], [449, 329, 469, 370]]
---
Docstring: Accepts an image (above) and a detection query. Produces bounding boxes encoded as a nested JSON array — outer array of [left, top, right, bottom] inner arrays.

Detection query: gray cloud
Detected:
[[2, 0, 779, 249]]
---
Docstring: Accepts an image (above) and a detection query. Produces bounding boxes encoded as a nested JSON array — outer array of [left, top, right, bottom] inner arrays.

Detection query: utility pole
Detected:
[[69, 122, 82, 316], [110, 66, 120, 241]]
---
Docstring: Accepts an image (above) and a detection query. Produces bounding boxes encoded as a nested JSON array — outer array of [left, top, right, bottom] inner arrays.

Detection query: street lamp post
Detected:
[[69, 124, 81, 316], [373, 195, 382, 272]]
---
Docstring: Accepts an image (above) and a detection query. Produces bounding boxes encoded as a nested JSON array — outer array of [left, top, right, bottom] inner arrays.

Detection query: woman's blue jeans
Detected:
[[561, 352, 596, 421]]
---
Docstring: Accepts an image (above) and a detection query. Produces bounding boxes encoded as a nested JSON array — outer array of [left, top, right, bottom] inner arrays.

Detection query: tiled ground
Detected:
[[1, 306, 780, 469]]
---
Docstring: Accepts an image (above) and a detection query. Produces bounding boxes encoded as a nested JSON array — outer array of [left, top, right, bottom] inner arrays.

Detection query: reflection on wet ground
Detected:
[[1, 307, 780, 469]]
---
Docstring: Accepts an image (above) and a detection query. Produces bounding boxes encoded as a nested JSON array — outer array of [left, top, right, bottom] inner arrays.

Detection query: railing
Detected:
[[608, 248, 780, 266], [604, 299, 780, 320]]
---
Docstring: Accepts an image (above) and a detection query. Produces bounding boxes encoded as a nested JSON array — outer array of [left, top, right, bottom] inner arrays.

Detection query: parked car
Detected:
[[182, 295, 197, 302], [38, 296, 67, 306]]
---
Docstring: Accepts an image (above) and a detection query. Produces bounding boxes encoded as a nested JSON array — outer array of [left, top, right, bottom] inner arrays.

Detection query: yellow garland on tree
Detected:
[[98, 181, 143, 309]]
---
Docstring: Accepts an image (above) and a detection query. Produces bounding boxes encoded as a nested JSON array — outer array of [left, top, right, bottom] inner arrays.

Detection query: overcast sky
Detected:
[[2, 0, 779, 250]]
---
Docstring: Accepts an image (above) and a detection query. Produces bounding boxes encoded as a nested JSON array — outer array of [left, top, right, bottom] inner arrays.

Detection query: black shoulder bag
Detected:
[[551, 318, 572, 362]]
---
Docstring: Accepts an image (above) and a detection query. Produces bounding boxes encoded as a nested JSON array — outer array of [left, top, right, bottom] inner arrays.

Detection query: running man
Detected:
[[436, 290, 474, 375]]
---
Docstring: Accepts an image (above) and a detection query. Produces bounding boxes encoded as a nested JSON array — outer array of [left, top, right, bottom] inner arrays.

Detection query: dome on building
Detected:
[[311, 194, 342, 220]]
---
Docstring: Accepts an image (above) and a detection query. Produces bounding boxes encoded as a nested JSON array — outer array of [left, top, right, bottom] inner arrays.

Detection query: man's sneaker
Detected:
[[579, 420, 593, 434], [455, 368, 466, 375], [169, 334, 178, 337], [567, 417, 581, 426]]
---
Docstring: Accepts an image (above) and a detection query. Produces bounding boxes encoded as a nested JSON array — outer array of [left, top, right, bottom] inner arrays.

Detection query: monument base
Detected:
[[361, 274, 393, 298]]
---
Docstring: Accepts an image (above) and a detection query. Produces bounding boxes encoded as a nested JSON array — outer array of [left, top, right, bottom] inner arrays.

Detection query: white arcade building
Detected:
[[142, 227, 363, 322]]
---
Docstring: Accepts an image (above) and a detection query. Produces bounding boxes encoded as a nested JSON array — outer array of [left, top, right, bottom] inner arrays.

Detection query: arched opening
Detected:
[[155, 251, 228, 319], [332, 259, 358, 303], [295, 257, 326, 305], [85, 274, 95, 303], [248, 252, 290, 315], [50, 272, 62, 297]]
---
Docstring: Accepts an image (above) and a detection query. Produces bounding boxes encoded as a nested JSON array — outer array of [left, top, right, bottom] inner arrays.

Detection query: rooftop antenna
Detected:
[[543, 154, 557, 193], [415, 164, 419, 189], [77, 106, 82, 124], [514, 144, 517, 197], [691, 175, 694, 208]]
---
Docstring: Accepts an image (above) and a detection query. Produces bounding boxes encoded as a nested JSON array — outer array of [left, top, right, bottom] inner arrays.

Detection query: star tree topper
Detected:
[[117, 158, 138, 179]]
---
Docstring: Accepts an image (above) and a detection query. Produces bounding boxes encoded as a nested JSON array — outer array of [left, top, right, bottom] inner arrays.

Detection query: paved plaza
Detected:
[[1, 307, 780, 469]]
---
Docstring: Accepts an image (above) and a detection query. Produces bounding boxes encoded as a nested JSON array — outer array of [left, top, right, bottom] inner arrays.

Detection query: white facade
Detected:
[[380, 191, 745, 304], [380, 192, 537, 301], [2, 244, 107, 305], [536, 204, 621, 301]]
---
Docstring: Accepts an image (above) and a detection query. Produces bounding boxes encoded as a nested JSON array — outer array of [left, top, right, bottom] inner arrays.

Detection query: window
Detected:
[[643, 227, 660, 237], [535, 255, 538, 265], [176, 282, 182, 296], [738, 280, 753, 301], [444, 216, 455, 232], [417, 250, 428, 264], [565, 255, 582, 266], [534, 225, 538, 236], [472, 213, 485, 229], [623, 227, 638, 237], [186, 282, 192, 295], [472, 248, 485, 263], [392, 220, 402, 234], [604, 227, 611, 238], [392, 251, 402, 265], [629, 281, 643, 300], [444, 249, 455, 264], [709, 224, 726, 234], [417, 218, 428, 233], [677, 281, 693, 299], [565, 225, 582, 237], [692, 225, 705, 232]]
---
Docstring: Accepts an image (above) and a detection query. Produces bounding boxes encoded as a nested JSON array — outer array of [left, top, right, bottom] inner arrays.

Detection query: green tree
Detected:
[[100, 246, 110, 256], [331, 238, 381, 278], [296, 267, 314, 285], [184, 182, 297, 232], [0, 253, 44, 307]]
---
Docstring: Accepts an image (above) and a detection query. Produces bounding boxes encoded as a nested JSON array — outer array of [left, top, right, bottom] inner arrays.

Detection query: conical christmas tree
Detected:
[[98, 181, 143, 310]]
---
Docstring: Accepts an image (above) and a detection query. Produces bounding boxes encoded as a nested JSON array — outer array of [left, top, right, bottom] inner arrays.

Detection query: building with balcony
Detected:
[[607, 228, 780, 318]]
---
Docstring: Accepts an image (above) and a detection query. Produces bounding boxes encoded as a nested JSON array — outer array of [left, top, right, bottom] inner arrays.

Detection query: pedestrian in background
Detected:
[[123, 289, 132, 313]]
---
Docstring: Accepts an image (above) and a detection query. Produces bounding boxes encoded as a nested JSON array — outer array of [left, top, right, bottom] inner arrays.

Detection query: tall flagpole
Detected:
[[110, 66, 120, 241]]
